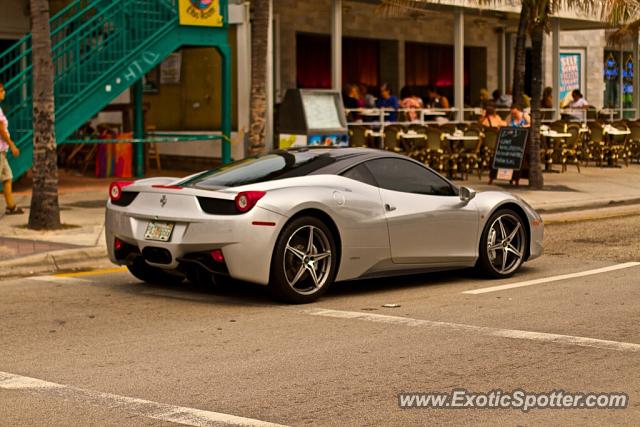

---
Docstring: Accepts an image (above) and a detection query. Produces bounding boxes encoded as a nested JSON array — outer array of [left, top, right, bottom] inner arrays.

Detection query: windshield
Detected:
[[180, 150, 338, 189]]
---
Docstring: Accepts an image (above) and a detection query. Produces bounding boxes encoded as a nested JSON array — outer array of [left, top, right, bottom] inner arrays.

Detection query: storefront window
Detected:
[[603, 50, 634, 113]]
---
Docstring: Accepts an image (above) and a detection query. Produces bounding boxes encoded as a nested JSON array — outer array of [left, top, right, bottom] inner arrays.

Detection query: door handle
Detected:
[[385, 203, 396, 212]]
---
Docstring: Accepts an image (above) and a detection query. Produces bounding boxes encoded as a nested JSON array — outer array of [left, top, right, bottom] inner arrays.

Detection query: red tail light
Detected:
[[114, 238, 123, 251], [109, 181, 134, 202], [152, 184, 182, 190], [210, 249, 224, 263], [234, 191, 266, 213]]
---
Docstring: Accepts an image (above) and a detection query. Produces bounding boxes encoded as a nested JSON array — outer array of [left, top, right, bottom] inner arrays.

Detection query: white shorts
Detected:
[[0, 151, 13, 182]]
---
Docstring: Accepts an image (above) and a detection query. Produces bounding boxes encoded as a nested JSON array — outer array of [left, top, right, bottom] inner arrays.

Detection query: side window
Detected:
[[341, 163, 378, 187], [364, 158, 455, 196]]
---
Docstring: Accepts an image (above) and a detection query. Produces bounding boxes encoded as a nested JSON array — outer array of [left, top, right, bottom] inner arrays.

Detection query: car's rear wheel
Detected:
[[477, 209, 527, 278], [127, 257, 184, 286], [270, 216, 337, 304]]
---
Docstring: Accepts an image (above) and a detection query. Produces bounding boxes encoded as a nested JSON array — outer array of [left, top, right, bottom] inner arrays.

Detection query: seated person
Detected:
[[400, 87, 424, 122], [478, 101, 506, 128], [506, 103, 530, 128], [376, 83, 400, 122], [342, 83, 361, 122], [492, 89, 513, 108], [426, 85, 450, 109], [563, 89, 589, 121]]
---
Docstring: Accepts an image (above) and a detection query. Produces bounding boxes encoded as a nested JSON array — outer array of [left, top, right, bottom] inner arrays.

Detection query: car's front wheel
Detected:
[[270, 216, 337, 304], [477, 209, 528, 278], [127, 257, 184, 286]]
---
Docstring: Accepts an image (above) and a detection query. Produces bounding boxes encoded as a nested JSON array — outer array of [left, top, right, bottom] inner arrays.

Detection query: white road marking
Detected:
[[0, 371, 286, 427], [462, 262, 640, 295], [302, 308, 640, 353], [30, 276, 93, 285]]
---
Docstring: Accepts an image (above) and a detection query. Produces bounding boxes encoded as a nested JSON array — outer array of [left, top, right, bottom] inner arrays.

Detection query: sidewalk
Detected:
[[0, 169, 188, 279], [464, 163, 640, 212], [2, 165, 640, 278]]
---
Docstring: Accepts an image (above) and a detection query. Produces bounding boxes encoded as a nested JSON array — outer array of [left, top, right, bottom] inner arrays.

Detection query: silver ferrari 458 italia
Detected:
[[105, 147, 543, 303]]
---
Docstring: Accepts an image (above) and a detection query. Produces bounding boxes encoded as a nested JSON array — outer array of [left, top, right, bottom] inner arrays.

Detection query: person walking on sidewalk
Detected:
[[0, 82, 24, 215]]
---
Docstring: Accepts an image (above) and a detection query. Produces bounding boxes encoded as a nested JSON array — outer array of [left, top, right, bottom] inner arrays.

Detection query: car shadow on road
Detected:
[[124, 277, 276, 307], [120, 265, 540, 306], [325, 264, 541, 299], [326, 268, 477, 298]]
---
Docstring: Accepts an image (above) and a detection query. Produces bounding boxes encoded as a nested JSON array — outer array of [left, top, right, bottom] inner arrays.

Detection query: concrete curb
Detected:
[[533, 196, 640, 214], [3, 245, 109, 279]]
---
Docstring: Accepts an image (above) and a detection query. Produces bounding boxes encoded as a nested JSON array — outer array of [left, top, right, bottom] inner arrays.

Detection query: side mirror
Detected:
[[459, 186, 476, 203]]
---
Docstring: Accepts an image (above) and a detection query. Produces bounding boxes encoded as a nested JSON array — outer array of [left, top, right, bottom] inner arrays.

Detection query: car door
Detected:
[[363, 158, 479, 265]]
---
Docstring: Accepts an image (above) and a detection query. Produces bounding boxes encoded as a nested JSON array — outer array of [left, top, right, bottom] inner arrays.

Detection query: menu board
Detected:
[[493, 127, 529, 170], [301, 92, 343, 130]]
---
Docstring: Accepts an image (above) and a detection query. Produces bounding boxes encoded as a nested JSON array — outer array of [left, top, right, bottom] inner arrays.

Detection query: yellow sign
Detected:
[[178, 0, 223, 27]]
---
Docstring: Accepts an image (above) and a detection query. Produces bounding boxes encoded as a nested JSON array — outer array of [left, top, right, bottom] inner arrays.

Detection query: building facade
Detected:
[[0, 0, 637, 162]]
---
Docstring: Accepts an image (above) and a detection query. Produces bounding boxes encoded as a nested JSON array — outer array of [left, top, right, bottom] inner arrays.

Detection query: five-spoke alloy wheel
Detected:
[[270, 216, 337, 303], [477, 209, 528, 278]]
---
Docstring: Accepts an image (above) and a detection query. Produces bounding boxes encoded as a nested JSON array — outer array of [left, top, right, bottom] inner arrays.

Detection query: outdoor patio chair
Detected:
[[348, 126, 369, 148], [627, 122, 640, 163], [423, 127, 448, 172], [478, 127, 498, 179], [438, 123, 458, 135], [609, 121, 631, 167], [457, 134, 482, 180], [406, 133, 429, 163], [562, 124, 582, 173], [462, 123, 483, 137], [586, 122, 605, 167], [546, 121, 568, 168], [408, 124, 428, 134], [382, 124, 406, 153]]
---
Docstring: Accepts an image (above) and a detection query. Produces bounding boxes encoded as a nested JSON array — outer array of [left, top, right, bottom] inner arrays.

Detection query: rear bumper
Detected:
[[105, 204, 286, 285]]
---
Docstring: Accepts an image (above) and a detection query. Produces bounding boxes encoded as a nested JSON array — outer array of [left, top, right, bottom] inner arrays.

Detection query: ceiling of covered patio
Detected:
[[350, 0, 618, 31]]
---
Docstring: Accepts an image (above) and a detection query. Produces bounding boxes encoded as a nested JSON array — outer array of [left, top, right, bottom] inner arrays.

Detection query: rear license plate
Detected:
[[144, 221, 174, 242]]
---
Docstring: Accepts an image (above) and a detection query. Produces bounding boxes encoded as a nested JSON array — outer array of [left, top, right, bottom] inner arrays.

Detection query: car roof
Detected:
[[283, 147, 405, 175]]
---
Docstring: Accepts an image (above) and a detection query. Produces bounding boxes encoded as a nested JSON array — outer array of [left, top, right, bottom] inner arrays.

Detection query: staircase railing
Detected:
[[0, 0, 178, 150]]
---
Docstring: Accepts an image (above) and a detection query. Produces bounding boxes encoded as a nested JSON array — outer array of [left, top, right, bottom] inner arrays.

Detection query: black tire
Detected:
[[127, 257, 184, 286], [270, 216, 338, 304], [477, 209, 528, 278]]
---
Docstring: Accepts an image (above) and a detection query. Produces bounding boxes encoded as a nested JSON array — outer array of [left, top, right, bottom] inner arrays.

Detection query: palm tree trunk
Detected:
[[28, 0, 60, 229], [248, 0, 270, 156], [528, 23, 545, 189], [511, 2, 529, 106]]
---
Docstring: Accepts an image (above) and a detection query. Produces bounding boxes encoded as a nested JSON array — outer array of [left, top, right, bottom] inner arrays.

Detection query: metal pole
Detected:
[[634, 30, 639, 120], [498, 27, 506, 94], [220, 44, 232, 164], [619, 48, 624, 120], [398, 38, 405, 91], [133, 80, 144, 177], [454, 10, 464, 122], [331, 0, 342, 91], [265, 0, 274, 150], [236, 2, 251, 153], [552, 19, 560, 121]]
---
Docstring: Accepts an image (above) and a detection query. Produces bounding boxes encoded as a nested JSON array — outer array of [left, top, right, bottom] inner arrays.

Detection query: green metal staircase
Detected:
[[0, 0, 231, 181]]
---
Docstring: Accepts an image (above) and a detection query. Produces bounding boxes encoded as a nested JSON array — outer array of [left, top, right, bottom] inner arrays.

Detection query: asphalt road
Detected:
[[1, 213, 640, 426]]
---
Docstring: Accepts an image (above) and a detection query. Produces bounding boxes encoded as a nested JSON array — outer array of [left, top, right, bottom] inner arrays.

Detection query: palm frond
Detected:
[[599, 0, 640, 45], [377, 0, 420, 17], [608, 19, 640, 45]]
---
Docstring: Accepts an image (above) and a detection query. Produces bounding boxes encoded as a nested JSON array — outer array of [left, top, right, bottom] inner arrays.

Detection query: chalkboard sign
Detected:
[[492, 127, 529, 170]]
